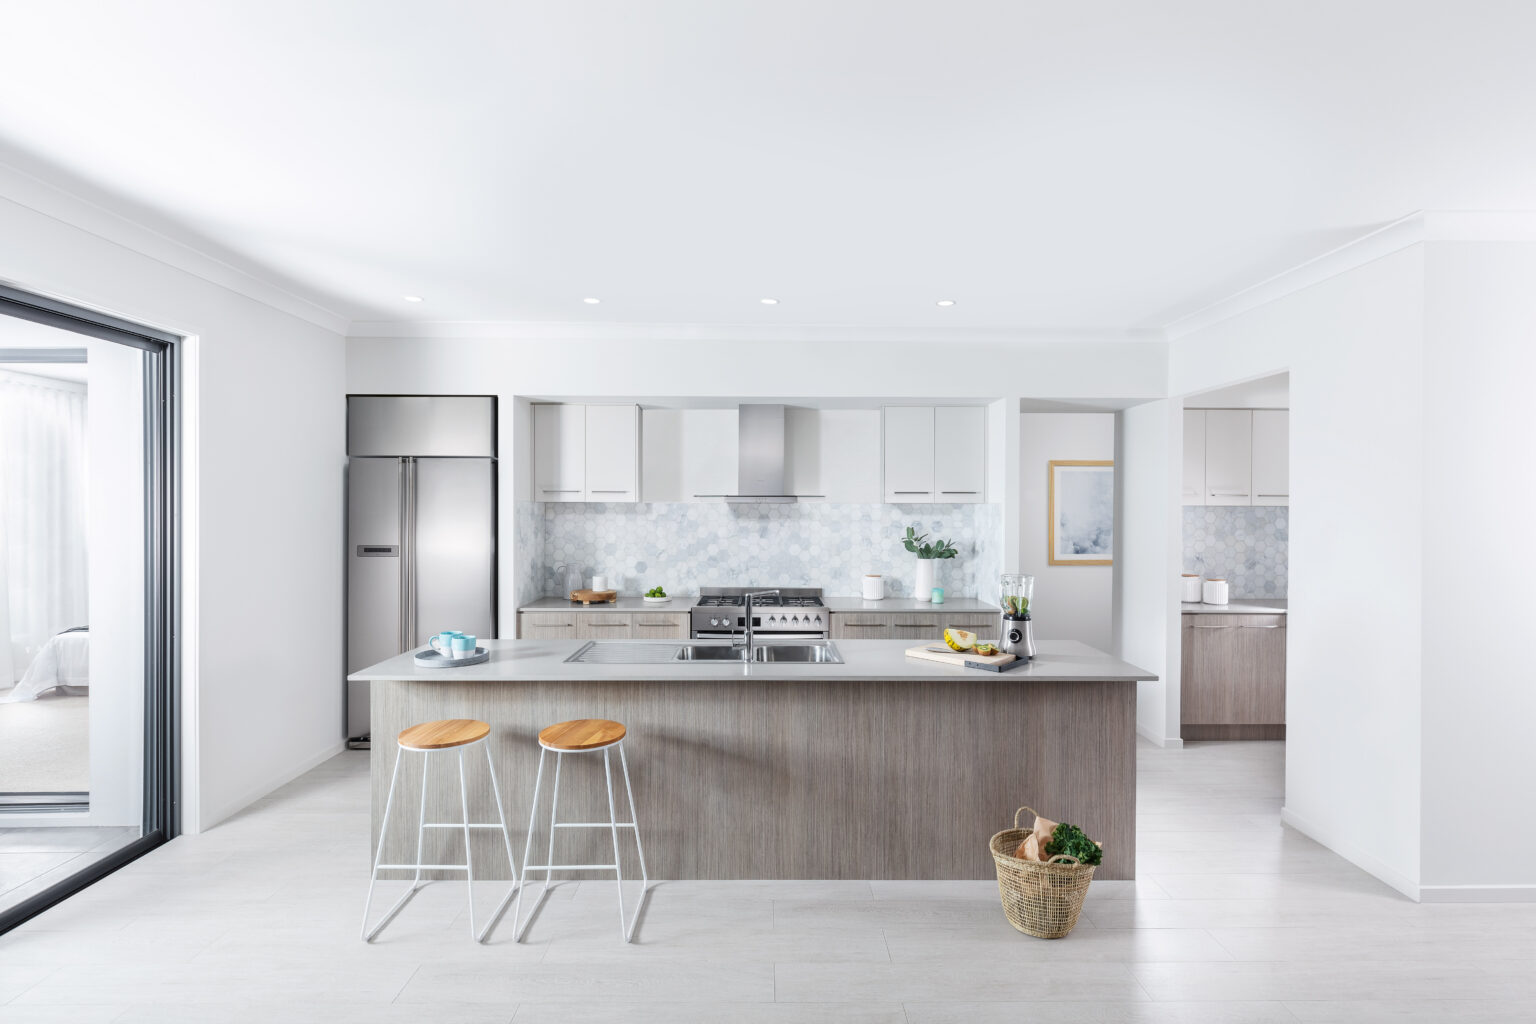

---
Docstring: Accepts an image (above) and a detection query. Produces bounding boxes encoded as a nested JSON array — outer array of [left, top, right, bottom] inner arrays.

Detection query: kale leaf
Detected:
[[1043, 822, 1103, 866]]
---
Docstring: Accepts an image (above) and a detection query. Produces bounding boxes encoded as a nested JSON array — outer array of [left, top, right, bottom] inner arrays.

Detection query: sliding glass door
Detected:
[[0, 285, 177, 932]]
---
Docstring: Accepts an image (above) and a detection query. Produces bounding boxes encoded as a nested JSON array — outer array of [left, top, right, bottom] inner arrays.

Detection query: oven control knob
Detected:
[[710, 618, 720, 627]]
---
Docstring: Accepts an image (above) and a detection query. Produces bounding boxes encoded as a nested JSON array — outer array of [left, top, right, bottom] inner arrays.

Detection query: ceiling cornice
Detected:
[[0, 158, 350, 336], [346, 320, 1163, 344], [1163, 210, 1536, 339]]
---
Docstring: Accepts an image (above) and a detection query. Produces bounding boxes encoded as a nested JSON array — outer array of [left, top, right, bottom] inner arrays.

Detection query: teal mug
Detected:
[[429, 631, 463, 656], [450, 634, 477, 659]]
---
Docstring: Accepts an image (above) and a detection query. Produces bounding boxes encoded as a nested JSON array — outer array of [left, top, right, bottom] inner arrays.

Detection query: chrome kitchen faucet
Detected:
[[736, 590, 781, 660]]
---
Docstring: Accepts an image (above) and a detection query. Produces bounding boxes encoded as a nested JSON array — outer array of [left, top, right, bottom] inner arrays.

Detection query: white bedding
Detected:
[[3, 629, 89, 703]]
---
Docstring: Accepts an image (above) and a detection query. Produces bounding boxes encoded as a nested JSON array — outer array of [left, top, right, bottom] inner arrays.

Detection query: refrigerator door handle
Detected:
[[398, 457, 410, 652]]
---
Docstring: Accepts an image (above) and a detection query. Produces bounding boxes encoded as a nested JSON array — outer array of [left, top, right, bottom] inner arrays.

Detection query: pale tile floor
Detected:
[[1, 741, 1534, 1022], [0, 826, 139, 917]]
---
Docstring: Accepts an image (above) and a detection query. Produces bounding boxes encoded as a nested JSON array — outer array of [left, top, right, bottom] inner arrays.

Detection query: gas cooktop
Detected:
[[690, 587, 828, 636]]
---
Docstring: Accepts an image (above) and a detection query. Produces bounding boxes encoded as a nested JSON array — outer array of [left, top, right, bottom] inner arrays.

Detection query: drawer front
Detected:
[[576, 614, 634, 640], [518, 612, 579, 640], [632, 612, 689, 639], [831, 622, 890, 639]]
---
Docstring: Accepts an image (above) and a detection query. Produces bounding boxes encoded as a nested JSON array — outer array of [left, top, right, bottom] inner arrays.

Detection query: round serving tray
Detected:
[[413, 647, 490, 668]]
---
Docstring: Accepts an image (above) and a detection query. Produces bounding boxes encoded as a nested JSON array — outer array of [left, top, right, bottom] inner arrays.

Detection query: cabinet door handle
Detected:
[[893, 490, 932, 495], [1191, 622, 1283, 629], [1210, 492, 1250, 497], [541, 488, 581, 493], [1256, 493, 1288, 498], [940, 490, 977, 495], [590, 489, 630, 494], [589, 621, 628, 627]]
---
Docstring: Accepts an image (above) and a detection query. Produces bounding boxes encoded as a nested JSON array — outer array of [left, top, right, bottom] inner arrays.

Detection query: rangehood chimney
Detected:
[[726, 404, 796, 503]]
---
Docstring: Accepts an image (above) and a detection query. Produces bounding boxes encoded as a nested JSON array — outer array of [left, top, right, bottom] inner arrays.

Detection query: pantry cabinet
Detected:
[[1183, 408, 1289, 507], [531, 402, 640, 502], [882, 405, 985, 503]]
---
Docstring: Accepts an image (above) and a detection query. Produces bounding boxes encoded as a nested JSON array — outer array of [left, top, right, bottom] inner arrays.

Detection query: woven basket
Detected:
[[989, 806, 1097, 939]]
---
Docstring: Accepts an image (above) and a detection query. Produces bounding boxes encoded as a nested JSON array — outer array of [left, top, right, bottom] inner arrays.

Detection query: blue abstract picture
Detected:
[[1050, 461, 1114, 565]]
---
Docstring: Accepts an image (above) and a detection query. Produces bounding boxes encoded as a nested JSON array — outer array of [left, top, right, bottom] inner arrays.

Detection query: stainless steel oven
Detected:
[[689, 586, 829, 640]]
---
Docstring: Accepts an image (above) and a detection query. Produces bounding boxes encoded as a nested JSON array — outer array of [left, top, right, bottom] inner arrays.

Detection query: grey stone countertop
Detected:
[[1181, 599, 1288, 615], [518, 596, 1000, 614], [519, 597, 686, 614], [348, 638, 1157, 684]]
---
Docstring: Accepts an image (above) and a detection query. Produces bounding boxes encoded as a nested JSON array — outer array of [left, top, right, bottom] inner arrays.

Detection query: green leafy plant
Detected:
[[1043, 822, 1103, 866], [901, 526, 958, 560]]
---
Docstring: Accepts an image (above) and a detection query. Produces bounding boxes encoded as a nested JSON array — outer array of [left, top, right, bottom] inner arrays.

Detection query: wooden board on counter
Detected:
[[904, 643, 1016, 669], [569, 588, 618, 605]]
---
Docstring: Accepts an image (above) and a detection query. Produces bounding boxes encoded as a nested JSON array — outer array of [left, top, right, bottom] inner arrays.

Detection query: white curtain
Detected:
[[0, 369, 89, 685]]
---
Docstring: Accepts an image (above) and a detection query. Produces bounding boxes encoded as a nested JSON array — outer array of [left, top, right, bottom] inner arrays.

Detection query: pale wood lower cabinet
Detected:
[[518, 611, 690, 640], [1181, 614, 1286, 740], [831, 612, 995, 643]]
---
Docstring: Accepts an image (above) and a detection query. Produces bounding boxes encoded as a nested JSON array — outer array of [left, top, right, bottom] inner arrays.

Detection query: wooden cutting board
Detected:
[[905, 643, 1017, 669], [569, 589, 618, 605]]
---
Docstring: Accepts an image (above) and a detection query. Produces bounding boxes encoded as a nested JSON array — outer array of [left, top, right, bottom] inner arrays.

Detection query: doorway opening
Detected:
[[0, 285, 178, 933]]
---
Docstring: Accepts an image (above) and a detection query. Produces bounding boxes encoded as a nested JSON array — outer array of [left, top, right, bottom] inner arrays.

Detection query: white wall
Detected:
[[1111, 401, 1183, 747], [0, 166, 348, 832], [1169, 246, 1426, 897], [1019, 413, 1115, 649], [1419, 241, 1536, 896]]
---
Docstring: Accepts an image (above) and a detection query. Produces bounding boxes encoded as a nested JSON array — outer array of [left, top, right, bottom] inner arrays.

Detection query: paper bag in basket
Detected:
[[1013, 812, 1059, 861]]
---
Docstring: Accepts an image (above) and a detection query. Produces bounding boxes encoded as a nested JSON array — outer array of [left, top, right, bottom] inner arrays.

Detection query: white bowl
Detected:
[[642, 595, 671, 604]]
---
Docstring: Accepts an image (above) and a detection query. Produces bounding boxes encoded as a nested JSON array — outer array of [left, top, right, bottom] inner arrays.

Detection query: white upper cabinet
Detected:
[[532, 403, 586, 500], [641, 408, 737, 502], [584, 404, 640, 501], [532, 403, 640, 502], [1203, 410, 1253, 505], [932, 406, 986, 503], [882, 406, 936, 502], [882, 405, 985, 504], [1251, 410, 1289, 506], [1182, 409, 1207, 506]]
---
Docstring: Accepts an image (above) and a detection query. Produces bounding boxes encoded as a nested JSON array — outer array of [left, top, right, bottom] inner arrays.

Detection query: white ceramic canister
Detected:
[[591, 573, 609, 591], [862, 574, 885, 600], [1181, 573, 1203, 603], [1202, 578, 1229, 605]]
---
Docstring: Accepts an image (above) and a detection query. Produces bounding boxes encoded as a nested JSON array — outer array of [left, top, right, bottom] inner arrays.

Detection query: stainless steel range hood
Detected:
[[694, 404, 801, 503]]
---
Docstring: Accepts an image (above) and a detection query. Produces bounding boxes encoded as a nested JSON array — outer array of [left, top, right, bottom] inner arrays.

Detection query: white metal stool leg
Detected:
[[361, 736, 519, 943], [515, 736, 648, 943], [360, 744, 405, 940], [511, 747, 547, 941]]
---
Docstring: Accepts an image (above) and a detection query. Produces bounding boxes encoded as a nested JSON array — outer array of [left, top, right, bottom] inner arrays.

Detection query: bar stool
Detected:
[[513, 718, 649, 943], [361, 718, 519, 943]]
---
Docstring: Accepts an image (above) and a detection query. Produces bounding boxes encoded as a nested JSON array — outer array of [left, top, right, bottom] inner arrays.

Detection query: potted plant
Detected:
[[900, 526, 958, 602]]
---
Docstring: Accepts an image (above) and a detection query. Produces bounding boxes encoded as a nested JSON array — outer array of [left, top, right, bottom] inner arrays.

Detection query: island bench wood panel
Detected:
[[370, 675, 1135, 881]]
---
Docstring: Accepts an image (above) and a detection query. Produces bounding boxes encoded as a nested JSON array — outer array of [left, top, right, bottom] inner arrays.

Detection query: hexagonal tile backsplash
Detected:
[[518, 501, 1001, 602], [1182, 505, 1288, 598]]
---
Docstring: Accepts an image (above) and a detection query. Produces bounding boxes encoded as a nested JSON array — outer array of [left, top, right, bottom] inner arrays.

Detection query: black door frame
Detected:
[[0, 283, 180, 935]]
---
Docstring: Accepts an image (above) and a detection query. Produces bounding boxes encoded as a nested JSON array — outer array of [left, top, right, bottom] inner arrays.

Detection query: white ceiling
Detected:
[[2, 1, 1535, 331]]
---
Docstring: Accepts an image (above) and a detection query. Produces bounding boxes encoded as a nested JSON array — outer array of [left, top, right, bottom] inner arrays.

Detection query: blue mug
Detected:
[[429, 631, 462, 656], [450, 634, 477, 659], [931, 587, 945, 604]]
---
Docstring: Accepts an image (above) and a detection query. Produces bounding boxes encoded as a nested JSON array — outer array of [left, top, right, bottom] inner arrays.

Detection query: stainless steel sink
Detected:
[[673, 645, 749, 662], [751, 642, 843, 664]]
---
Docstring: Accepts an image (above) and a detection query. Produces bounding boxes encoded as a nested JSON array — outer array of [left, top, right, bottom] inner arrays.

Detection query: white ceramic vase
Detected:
[[915, 558, 936, 601]]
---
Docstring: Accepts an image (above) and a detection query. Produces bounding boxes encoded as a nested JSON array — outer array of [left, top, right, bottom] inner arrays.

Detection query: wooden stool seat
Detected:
[[538, 718, 626, 751], [398, 718, 491, 750]]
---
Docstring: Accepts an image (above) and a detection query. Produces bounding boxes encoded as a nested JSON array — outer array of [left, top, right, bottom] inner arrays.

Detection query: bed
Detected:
[[3, 627, 89, 703]]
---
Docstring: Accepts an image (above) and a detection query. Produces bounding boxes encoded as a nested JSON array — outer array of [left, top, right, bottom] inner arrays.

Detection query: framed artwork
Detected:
[[1048, 460, 1114, 565]]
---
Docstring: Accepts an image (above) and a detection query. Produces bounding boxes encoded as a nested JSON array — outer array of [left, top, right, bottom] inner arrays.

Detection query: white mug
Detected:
[[591, 574, 609, 591]]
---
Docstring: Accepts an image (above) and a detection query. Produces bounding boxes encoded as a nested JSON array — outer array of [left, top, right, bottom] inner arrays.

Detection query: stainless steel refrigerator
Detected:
[[346, 396, 497, 743]]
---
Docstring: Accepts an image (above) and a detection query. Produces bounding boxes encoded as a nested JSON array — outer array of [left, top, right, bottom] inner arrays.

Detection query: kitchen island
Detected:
[[350, 639, 1156, 880]]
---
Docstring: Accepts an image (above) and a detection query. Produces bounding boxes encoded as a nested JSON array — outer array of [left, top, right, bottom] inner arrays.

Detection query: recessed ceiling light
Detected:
[[583, 297, 601, 304], [936, 299, 956, 307], [760, 298, 779, 305], [403, 295, 423, 302]]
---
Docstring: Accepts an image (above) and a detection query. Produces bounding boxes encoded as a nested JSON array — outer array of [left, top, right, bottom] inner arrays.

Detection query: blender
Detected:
[[999, 573, 1036, 660]]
